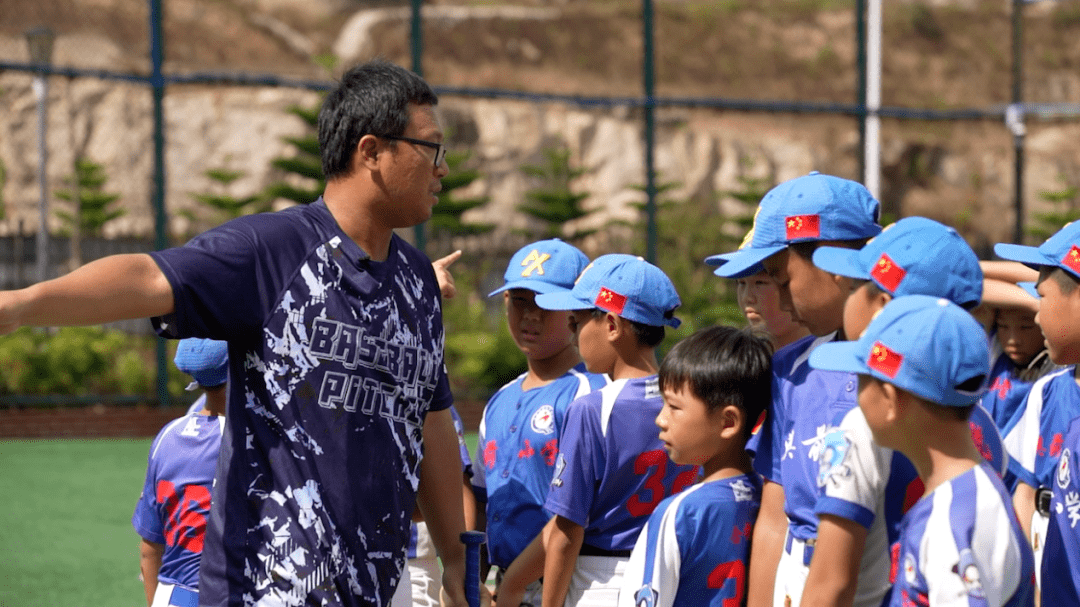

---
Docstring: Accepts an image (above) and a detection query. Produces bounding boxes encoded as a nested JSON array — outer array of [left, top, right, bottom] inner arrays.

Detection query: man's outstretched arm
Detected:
[[0, 253, 174, 333]]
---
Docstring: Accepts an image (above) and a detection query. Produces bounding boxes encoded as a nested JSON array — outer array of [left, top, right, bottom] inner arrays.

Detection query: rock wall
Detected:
[[1, 51, 1078, 257]]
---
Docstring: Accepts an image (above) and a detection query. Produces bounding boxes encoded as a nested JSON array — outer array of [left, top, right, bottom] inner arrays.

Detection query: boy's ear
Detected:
[[717, 404, 744, 439], [604, 311, 623, 342], [883, 382, 903, 424]]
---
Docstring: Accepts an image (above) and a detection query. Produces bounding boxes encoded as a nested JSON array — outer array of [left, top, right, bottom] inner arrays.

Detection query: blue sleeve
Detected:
[[132, 433, 166, 544], [450, 406, 472, 476], [545, 396, 601, 527], [754, 374, 785, 484]]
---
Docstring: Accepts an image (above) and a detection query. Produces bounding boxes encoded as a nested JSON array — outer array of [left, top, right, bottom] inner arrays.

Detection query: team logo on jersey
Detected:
[[955, 550, 985, 599], [634, 586, 658, 607], [785, 214, 820, 240], [531, 405, 556, 435], [816, 429, 853, 488], [552, 453, 567, 487], [731, 478, 755, 502], [870, 253, 906, 292], [903, 552, 916, 585], [1059, 448, 1072, 490]]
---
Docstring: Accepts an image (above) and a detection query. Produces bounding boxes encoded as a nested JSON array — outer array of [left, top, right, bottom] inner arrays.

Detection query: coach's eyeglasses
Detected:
[[380, 135, 448, 169]]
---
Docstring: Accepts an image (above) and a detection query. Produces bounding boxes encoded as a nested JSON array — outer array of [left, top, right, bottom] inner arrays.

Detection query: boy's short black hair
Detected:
[[658, 326, 773, 439], [1039, 266, 1080, 296], [790, 238, 870, 261], [590, 308, 666, 348]]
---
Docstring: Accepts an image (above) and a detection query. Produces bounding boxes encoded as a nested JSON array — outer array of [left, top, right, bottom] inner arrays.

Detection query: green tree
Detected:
[[54, 158, 124, 237], [518, 145, 595, 244], [264, 103, 326, 206], [188, 167, 269, 227], [1028, 174, 1080, 243]]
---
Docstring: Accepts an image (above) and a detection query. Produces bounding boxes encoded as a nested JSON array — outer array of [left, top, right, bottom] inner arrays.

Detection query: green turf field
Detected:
[[0, 438, 153, 606], [0, 434, 480, 606]]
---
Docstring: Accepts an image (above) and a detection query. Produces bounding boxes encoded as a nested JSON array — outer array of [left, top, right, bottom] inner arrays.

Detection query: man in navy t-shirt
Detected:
[[0, 59, 468, 607]]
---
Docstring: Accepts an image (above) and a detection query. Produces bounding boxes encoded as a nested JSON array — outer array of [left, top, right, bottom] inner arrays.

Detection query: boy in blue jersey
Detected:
[[994, 220, 1080, 597], [810, 295, 1035, 607], [473, 239, 608, 607], [535, 254, 697, 607], [711, 171, 882, 607], [133, 338, 227, 607], [619, 325, 771, 607], [802, 216, 1008, 607]]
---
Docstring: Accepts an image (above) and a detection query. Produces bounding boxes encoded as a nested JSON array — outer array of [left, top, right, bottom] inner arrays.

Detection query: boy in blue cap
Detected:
[[802, 216, 1007, 607], [472, 239, 608, 607], [133, 338, 228, 607], [535, 254, 697, 607], [994, 220, 1080, 598], [808, 295, 1034, 607], [712, 172, 881, 607]]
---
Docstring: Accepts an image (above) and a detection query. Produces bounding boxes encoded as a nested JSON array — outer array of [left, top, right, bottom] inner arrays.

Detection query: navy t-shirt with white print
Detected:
[[151, 199, 452, 607]]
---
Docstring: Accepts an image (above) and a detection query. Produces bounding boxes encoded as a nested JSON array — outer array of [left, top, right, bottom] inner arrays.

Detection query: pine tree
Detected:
[[54, 158, 124, 237]]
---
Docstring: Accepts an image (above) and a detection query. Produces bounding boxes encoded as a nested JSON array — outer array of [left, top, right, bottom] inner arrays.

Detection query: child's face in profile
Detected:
[[1035, 271, 1080, 365], [764, 249, 849, 337], [843, 280, 887, 340], [736, 271, 801, 343], [504, 289, 575, 362], [656, 384, 725, 467], [994, 307, 1044, 367], [857, 374, 897, 450], [568, 309, 615, 375]]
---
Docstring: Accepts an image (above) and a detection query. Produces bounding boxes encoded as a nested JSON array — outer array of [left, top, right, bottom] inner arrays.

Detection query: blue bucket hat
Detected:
[[714, 172, 882, 278], [994, 220, 1080, 281], [488, 239, 590, 297], [809, 295, 989, 406], [535, 254, 682, 328], [812, 217, 983, 308], [174, 338, 229, 390]]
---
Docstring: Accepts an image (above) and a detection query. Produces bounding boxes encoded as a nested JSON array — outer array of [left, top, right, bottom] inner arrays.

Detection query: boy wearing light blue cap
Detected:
[[535, 254, 697, 607], [993, 220, 1080, 599], [809, 295, 1035, 607], [473, 239, 608, 607], [803, 216, 1009, 607], [711, 172, 882, 607]]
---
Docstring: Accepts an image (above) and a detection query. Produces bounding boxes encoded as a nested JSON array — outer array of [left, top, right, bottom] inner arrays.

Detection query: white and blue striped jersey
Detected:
[[1002, 367, 1080, 491], [889, 463, 1034, 607], [472, 364, 606, 568], [619, 475, 761, 607], [545, 376, 699, 552], [1040, 415, 1080, 604]]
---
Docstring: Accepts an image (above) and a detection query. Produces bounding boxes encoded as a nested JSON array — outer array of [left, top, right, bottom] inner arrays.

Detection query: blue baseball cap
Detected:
[[704, 227, 765, 279], [714, 172, 882, 278], [488, 239, 590, 297], [812, 217, 983, 308], [809, 295, 989, 406], [174, 338, 229, 390], [535, 254, 682, 328], [995, 220, 1080, 281]]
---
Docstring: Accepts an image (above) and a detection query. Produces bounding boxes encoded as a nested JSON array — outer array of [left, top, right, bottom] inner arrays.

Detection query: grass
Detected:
[[0, 433, 481, 606], [0, 438, 153, 607]]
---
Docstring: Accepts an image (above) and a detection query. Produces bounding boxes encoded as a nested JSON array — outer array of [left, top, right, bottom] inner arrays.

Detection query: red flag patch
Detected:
[[1062, 245, 1080, 275], [595, 287, 627, 315], [870, 253, 907, 292], [868, 341, 903, 378], [785, 214, 821, 240]]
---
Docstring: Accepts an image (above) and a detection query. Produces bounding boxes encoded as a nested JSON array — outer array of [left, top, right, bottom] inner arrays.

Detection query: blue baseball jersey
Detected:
[[472, 364, 607, 568], [620, 475, 761, 607], [888, 463, 1034, 607], [1002, 367, 1080, 491], [1040, 416, 1080, 604], [150, 199, 453, 607], [746, 335, 816, 463], [132, 412, 224, 589], [408, 406, 471, 559], [545, 376, 700, 551], [815, 404, 1007, 607], [981, 349, 1039, 432], [756, 333, 858, 542]]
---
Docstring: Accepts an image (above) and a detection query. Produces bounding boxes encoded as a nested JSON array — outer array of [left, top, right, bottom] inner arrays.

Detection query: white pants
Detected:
[[773, 534, 812, 607], [390, 522, 443, 607], [565, 555, 627, 607]]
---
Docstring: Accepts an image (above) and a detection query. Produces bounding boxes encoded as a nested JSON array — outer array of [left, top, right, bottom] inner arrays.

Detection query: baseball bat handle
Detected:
[[461, 530, 487, 607]]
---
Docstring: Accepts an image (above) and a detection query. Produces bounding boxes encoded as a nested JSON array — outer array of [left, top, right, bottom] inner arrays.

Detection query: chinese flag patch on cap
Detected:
[[868, 341, 903, 378], [786, 214, 821, 240], [595, 287, 627, 315], [871, 253, 907, 292], [1062, 245, 1080, 275]]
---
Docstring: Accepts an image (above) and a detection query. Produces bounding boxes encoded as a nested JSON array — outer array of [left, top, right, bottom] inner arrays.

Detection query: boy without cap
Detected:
[[472, 239, 608, 607], [994, 221, 1080, 600], [534, 254, 698, 607], [809, 295, 1034, 607], [803, 216, 1008, 607], [712, 171, 882, 607]]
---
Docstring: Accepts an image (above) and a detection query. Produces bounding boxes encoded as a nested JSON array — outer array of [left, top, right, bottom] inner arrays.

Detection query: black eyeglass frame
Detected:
[[379, 135, 447, 168]]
